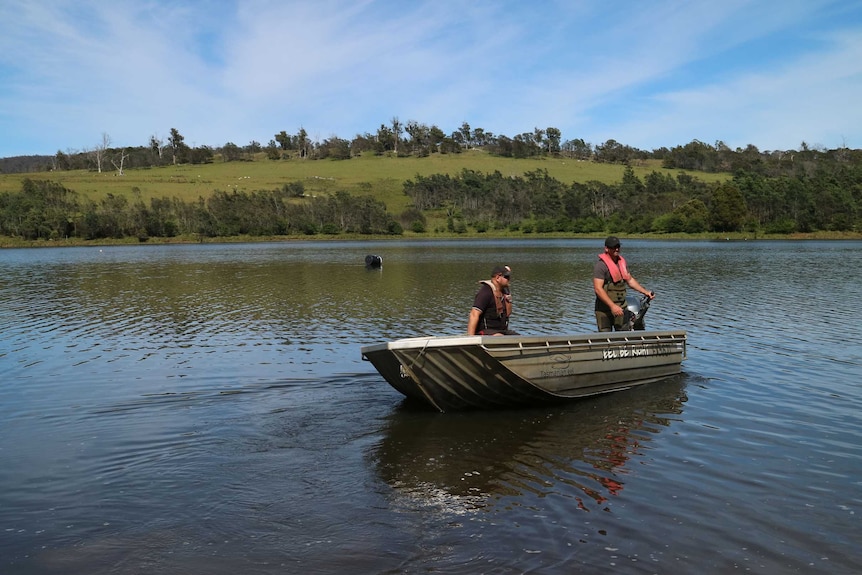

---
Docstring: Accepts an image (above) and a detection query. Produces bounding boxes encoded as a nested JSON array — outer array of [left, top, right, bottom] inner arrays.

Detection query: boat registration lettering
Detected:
[[602, 344, 677, 360]]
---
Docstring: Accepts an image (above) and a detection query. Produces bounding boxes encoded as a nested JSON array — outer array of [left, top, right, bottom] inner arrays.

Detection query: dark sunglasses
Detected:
[[502, 273, 511, 279]]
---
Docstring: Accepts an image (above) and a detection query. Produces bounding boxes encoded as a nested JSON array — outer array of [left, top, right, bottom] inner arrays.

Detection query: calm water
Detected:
[[1, 239, 860, 574]]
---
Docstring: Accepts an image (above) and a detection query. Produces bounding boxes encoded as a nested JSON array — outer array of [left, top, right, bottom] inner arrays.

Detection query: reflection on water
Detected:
[[2, 239, 862, 574], [375, 377, 687, 512]]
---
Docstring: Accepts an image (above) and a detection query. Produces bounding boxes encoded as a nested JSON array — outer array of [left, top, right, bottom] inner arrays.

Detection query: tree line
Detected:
[[0, 179, 402, 241], [403, 162, 860, 235], [2, 154, 859, 241], [2, 119, 860, 181]]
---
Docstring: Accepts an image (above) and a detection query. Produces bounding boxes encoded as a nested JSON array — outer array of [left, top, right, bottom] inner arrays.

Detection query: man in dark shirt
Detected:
[[467, 265, 518, 335]]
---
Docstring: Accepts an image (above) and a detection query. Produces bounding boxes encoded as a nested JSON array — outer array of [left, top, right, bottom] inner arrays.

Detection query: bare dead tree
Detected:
[[150, 135, 164, 161], [111, 148, 130, 176], [92, 132, 111, 173]]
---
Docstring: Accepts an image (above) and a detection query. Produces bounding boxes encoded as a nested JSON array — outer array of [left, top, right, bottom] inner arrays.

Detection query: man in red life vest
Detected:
[[593, 236, 655, 332], [467, 265, 518, 336]]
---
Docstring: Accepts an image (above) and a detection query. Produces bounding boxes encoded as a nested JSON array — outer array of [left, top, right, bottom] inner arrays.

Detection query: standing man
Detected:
[[593, 236, 654, 332], [467, 265, 518, 336]]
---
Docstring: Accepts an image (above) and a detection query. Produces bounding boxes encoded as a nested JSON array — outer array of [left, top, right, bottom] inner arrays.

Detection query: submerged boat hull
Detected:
[[361, 330, 687, 412]]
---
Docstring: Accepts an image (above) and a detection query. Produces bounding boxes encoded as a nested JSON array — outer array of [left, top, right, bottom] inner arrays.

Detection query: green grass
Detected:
[[0, 150, 729, 215]]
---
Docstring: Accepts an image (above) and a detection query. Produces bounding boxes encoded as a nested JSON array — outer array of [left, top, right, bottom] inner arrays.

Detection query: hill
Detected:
[[0, 150, 729, 215]]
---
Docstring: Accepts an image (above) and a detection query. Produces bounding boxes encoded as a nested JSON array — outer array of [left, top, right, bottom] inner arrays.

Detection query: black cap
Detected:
[[604, 236, 621, 248], [491, 265, 511, 277]]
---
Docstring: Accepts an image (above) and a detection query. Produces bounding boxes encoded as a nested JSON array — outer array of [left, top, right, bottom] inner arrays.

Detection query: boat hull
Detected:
[[361, 330, 687, 412]]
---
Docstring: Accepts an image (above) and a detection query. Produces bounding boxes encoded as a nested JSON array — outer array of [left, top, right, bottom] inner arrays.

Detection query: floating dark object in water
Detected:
[[365, 255, 383, 269]]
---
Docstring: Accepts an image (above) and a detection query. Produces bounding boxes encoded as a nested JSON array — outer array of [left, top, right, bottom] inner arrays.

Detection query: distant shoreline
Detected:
[[3, 230, 861, 249]]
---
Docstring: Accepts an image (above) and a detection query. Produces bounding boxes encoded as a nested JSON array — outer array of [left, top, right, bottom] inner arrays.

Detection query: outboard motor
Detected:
[[365, 254, 383, 269], [622, 293, 652, 330]]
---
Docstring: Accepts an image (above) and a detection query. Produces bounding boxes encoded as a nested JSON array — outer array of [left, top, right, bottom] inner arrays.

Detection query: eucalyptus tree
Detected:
[[246, 141, 262, 156], [391, 117, 402, 155], [459, 122, 472, 149], [297, 128, 309, 158], [545, 127, 562, 156], [562, 138, 592, 160], [512, 133, 538, 158], [662, 139, 716, 171], [187, 145, 213, 165], [275, 131, 291, 151], [594, 139, 626, 163], [451, 130, 465, 149], [221, 142, 242, 162], [350, 133, 376, 155], [494, 135, 513, 157], [53, 150, 71, 171], [168, 128, 186, 165], [375, 124, 394, 153], [532, 128, 545, 153], [318, 137, 351, 160], [471, 127, 487, 148], [404, 120, 430, 156], [429, 125, 446, 153]]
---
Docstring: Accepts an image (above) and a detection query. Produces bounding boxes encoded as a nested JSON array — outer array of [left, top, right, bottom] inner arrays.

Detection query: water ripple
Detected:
[[2, 240, 862, 574]]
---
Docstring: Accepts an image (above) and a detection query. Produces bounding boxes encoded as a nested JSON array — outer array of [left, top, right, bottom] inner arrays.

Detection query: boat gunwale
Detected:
[[361, 330, 687, 356]]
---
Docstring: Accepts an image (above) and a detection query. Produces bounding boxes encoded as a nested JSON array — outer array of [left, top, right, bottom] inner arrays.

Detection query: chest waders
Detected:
[[605, 279, 628, 307]]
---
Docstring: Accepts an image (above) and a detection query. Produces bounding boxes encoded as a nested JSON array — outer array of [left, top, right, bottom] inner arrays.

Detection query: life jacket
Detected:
[[598, 253, 630, 306], [478, 280, 510, 331], [598, 253, 631, 283]]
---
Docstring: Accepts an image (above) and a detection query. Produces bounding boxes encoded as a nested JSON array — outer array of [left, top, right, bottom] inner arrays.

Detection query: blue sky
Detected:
[[1, 0, 861, 158]]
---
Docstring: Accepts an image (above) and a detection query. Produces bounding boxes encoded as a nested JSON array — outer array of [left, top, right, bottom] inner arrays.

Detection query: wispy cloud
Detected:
[[1, 0, 860, 157]]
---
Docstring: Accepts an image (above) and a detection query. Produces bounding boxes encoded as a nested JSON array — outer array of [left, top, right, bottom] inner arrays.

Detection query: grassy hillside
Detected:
[[0, 150, 729, 215]]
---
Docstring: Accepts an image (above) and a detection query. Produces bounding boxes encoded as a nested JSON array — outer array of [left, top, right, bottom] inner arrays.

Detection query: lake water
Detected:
[[1, 238, 860, 574]]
